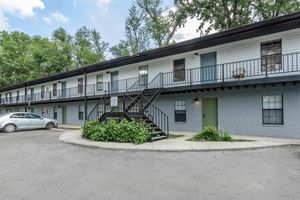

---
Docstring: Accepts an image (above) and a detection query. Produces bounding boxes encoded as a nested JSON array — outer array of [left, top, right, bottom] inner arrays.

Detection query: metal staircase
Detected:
[[87, 73, 169, 141]]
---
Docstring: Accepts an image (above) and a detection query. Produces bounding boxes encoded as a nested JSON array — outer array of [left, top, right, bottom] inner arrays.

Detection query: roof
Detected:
[[1, 11, 300, 92]]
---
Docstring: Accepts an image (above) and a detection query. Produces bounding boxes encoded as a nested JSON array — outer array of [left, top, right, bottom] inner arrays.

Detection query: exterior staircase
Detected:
[[87, 73, 169, 141]]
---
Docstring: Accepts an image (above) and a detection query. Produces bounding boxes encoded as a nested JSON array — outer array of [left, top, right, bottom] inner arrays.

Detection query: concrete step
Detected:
[[151, 135, 168, 141]]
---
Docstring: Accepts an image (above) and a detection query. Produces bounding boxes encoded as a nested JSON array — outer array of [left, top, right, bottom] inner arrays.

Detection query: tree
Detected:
[[251, 0, 300, 20], [136, 0, 186, 47], [0, 31, 34, 86], [0, 27, 109, 87], [110, 5, 150, 58], [110, 40, 131, 58], [73, 26, 108, 67], [52, 27, 73, 71], [177, 0, 300, 36], [177, 0, 252, 36]]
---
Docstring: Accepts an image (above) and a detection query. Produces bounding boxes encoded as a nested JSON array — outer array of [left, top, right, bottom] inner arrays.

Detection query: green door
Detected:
[[202, 98, 218, 128], [62, 106, 67, 124]]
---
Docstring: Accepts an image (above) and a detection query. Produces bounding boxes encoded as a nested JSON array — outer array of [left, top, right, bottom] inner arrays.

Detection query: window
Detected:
[[5, 93, 8, 103], [262, 95, 283, 125], [96, 74, 103, 91], [53, 107, 57, 119], [5, 92, 12, 103], [261, 40, 282, 72], [29, 88, 34, 101], [11, 113, 26, 118], [78, 105, 84, 120], [26, 113, 42, 119], [78, 78, 84, 94], [174, 100, 186, 122], [53, 83, 57, 97], [173, 59, 185, 82], [41, 86, 45, 98], [6, 109, 12, 113], [139, 65, 148, 86]]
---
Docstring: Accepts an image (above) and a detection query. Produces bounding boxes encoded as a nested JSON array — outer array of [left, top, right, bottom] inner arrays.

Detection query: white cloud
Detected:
[[174, 17, 218, 42], [43, 11, 70, 24], [95, 0, 112, 14], [96, 0, 111, 7], [73, 0, 77, 7], [174, 17, 200, 42], [0, 0, 45, 30], [0, 11, 8, 30]]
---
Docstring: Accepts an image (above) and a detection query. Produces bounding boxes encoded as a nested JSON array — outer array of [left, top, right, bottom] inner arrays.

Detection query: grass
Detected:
[[187, 126, 255, 142], [187, 138, 254, 142]]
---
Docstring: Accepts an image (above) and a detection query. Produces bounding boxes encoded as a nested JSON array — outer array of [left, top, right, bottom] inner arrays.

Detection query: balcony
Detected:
[[1, 52, 300, 106]]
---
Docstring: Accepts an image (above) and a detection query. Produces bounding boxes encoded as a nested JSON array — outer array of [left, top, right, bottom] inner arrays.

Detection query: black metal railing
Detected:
[[0, 77, 139, 105], [162, 52, 300, 87], [145, 104, 169, 136], [2, 52, 300, 105]]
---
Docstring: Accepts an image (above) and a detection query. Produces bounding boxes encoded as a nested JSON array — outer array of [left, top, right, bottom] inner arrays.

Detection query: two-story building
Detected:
[[1, 12, 300, 139]]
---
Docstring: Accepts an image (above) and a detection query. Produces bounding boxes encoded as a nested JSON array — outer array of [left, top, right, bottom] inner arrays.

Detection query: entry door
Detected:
[[110, 71, 119, 93], [30, 88, 35, 101], [202, 98, 218, 128], [62, 106, 67, 124], [200, 52, 217, 82], [61, 82, 67, 98]]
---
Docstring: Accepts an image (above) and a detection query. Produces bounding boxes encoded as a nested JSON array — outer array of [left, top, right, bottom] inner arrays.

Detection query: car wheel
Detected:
[[3, 124, 16, 133], [46, 122, 55, 130]]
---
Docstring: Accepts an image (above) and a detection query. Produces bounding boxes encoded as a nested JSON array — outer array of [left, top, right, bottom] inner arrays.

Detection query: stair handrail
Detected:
[[144, 103, 169, 136], [87, 93, 109, 121]]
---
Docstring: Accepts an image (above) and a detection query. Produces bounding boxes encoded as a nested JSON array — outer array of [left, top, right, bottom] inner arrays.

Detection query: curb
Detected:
[[58, 132, 300, 152]]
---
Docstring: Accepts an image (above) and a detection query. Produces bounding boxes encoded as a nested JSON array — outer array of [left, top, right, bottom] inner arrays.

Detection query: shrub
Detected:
[[220, 131, 233, 141], [191, 126, 233, 142], [82, 121, 99, 140], [82, 119, 150, 144]]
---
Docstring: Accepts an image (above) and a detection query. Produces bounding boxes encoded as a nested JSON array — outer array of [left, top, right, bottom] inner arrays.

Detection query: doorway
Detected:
[[110, 71, 119, 92], [200, 52, 217, 82], [62, 106, 67, 124], [202, 98, 218, 129]]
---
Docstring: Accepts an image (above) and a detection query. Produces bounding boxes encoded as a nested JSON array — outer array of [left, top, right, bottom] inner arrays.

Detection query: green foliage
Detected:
[[136, 0, 186, 47], [191, 126, 233, 142], [0, 26, 108, 87], [82, 119, 150, 144], [110, 4, 150, 57], [177, 0, 300, 36]]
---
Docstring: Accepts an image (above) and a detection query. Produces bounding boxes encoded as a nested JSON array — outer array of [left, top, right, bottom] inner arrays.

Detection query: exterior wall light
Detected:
[[193, 53, 199, 58], [194, 97, 199, 103]]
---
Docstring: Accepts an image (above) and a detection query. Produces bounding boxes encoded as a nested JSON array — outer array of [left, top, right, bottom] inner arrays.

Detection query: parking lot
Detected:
[[0, 130, 299, 200]]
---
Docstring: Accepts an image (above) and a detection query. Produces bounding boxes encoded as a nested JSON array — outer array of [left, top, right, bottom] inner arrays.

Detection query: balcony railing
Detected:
[[161, 52, 300, 87], [1, 52, 300, 105]]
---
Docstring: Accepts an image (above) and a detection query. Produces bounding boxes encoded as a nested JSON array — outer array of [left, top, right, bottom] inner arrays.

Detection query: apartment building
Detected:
[[1, 12, 300, 139]]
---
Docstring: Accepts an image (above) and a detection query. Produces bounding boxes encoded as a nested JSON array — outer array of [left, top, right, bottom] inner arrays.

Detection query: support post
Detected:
[[84, 70, 88, 121], [222, 64, 225, 83], [24, 84, 28, 112]]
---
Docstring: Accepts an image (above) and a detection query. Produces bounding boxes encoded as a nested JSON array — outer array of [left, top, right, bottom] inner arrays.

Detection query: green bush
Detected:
[[191, 126, 233, 142], [82, 119, 150, 144], [220, 131, 233, 141]]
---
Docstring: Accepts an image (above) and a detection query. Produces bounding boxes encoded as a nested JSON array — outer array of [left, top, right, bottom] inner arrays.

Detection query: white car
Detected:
[[0, 112, 58, 133]]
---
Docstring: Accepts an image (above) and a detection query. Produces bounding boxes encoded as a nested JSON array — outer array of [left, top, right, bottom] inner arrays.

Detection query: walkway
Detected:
[[59, 130, 300, 151]]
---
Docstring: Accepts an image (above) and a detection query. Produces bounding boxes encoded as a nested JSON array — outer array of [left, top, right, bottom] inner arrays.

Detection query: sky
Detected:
[[0, 0, 200, 47]]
